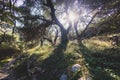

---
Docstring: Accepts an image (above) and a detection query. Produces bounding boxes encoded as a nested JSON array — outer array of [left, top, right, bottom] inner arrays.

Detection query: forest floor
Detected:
[[0, 35, 120, 80], [0, 58, 12, 79]]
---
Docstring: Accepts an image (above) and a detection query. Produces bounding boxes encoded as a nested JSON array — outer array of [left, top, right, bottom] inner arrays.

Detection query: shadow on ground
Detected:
[[37, 43, 69, 80], [8, 41, 72, 80], [78, 41, 120, 80], [0, 47, 20, 60], [3, 39, 120, 80]]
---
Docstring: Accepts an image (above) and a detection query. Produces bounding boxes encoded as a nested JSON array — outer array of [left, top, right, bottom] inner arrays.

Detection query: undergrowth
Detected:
[[0, 35, 120, 80]]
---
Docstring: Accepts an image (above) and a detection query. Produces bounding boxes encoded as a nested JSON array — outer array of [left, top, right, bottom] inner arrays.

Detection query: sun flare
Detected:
[[68, 11, 78, 22], [59, 5, 91, 29]]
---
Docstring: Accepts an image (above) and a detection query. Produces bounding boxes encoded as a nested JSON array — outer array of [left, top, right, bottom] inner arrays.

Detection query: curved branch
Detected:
[[78, 12, 98, 39]]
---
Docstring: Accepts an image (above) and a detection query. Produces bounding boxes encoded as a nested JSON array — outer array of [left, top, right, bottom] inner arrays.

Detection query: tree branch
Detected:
[[78, 12, 98, 39]]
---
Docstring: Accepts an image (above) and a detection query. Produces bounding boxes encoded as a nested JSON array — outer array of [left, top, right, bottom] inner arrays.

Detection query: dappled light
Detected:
[[0, 0, 120, 80], [68, 10, 79, 23]]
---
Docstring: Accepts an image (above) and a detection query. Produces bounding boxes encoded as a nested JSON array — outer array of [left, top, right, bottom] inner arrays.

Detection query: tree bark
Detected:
[[74, 21, 79, 38], [47, 0, 68, 44], [53, 26, 59, 45]]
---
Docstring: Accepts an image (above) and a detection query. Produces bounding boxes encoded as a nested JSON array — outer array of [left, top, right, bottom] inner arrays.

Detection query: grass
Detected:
[[26, 45, 54, 60], [78, 36, 120, 80], [83, 38, 112, 53], [0, 35, 120, 80], [0, 58, 13, 69]]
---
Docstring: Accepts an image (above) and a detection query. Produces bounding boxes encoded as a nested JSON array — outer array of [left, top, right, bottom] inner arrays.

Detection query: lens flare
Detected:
[[68, 11, 79, 23]]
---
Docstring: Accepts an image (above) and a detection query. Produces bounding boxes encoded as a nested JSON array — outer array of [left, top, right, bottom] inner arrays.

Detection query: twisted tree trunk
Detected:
[[47, 0, 68, 45]]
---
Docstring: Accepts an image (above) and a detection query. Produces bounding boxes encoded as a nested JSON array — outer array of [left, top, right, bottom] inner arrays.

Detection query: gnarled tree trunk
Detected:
[[47, 0, 68, 45]]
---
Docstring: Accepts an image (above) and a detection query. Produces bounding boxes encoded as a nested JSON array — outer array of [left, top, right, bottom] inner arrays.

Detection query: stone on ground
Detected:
[[59, 73, 67, 80], [72, 64, 81, 72]]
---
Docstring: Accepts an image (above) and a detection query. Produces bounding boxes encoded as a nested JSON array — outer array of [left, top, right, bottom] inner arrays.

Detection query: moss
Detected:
[[2, 35, 120, 80]]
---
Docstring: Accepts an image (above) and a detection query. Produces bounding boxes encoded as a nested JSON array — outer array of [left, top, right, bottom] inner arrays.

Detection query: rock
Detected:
[[78, 76, 92, 80], [72, 64, 81, 72], [78, 77, 84, 80], [59, 73, 67, 80]]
